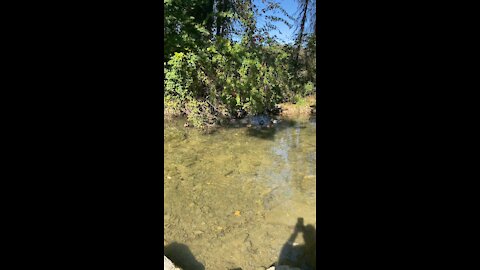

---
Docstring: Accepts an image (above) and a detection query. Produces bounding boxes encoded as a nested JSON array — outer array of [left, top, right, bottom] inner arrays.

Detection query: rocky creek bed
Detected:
[[164, 116, 316, 270]]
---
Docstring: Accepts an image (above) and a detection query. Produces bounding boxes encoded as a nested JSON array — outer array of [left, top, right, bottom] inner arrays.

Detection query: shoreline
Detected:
[[164, 95, 316, 127]]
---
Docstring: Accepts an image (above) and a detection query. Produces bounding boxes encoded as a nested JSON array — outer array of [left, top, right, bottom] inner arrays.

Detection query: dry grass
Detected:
[[278, 95, 316, 118]]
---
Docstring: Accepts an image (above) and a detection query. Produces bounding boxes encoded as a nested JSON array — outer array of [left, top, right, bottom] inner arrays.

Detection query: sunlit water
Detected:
[[164, 116, 316, 270]]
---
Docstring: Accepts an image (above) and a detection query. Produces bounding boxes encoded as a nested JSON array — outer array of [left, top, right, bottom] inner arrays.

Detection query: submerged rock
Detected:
[[230, 114, 278, 128], [249, 115, 272, 127]]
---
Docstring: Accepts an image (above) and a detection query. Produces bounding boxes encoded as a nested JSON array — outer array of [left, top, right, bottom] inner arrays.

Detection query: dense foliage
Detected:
[[164, 0, 316, 127]]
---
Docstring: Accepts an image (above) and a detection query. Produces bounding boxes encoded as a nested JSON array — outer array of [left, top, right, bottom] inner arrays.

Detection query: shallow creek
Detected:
[[164, 116, 316, 270]]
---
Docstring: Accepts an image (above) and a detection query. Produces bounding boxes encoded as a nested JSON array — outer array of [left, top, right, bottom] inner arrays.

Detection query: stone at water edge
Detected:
[[249, 115, 272, 127], [164, 255, 182, 270], [267, 266, 302, 270]]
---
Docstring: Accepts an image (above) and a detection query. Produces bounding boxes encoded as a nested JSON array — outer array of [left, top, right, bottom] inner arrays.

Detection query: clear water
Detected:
[[164, 116, 316, 270]]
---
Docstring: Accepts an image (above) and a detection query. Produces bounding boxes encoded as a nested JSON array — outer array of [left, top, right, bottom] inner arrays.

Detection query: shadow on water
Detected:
[[274, 217, 316, 270], [164, 242, 205, 270], [178, 118, 304, 140], [243, 118, 310, 141], [166, 114, 315, 141]]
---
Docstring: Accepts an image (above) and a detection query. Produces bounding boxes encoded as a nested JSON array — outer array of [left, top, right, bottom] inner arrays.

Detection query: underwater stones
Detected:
[[300, 174, 316, 191], [262, 186, 284, 210], [232, 114, 278, 128], [164, 117, 317, 269], [249, 115, 273, 127]]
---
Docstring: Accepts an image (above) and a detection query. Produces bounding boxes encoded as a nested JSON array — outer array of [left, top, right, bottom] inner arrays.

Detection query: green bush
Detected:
[[304, 81, 315, 96], [164, 36, 313, 127], [294, 95, 307, 106]]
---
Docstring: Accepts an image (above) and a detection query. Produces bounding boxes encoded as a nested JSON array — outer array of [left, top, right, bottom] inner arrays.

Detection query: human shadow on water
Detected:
[[164, 242, 205, 270], [275, 217, 316, 270]]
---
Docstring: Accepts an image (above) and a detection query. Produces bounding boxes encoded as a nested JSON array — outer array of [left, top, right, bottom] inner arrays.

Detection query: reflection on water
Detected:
[[164, 116, 316, 269]]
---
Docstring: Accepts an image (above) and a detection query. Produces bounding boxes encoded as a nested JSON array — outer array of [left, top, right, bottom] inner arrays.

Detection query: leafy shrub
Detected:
[[304, 81, 315, 96], [164, 36, 314, 127]]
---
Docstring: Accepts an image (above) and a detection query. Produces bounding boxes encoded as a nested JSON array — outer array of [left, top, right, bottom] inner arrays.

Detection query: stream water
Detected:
[[164, 116, 316, 270]]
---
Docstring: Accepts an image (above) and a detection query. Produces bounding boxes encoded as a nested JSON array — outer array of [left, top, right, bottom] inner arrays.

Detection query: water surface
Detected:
[[164, 116, 316, 270]]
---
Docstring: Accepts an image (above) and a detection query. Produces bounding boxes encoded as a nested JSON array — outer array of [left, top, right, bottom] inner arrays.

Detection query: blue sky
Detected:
[[231, 0, 314, 44], [255, 0, 298, 44]]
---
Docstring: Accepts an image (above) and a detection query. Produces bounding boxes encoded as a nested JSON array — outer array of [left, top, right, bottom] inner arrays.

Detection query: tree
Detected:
[[293, 0, 316, 63], [164, 0, 317, 127]]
